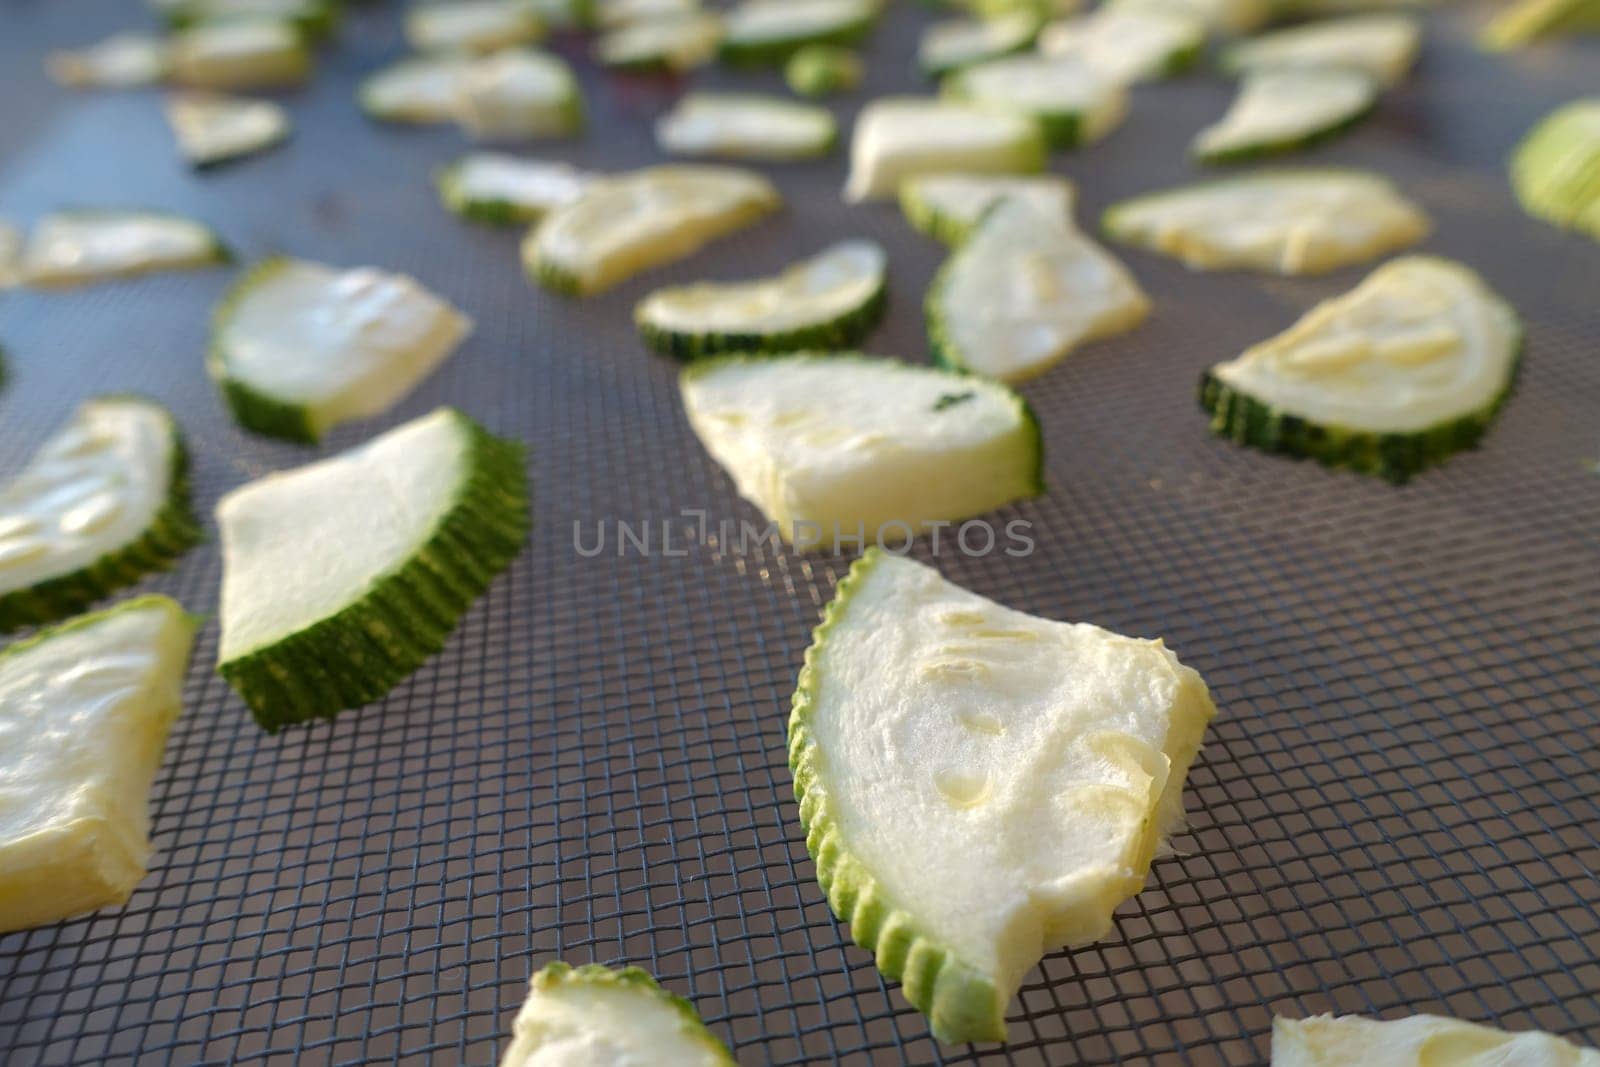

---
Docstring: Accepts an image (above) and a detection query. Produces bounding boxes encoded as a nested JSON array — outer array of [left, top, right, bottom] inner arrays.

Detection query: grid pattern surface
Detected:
[[2, 1, 1598, 1063]]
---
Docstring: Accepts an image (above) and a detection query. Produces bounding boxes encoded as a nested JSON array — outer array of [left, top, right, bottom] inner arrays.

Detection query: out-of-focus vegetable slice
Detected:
[[844, 97, 1046, 202], [656, 92, 837, 160], [1510, 99, 1600, 240], [1222, 14, 1421, 86], [1192, 67, 1378, 164], [20, 211, 230, 288], [405, 0, 545, 53], [942, 54, 1128, 148], [719, 0, 879, 64], [1037, 8, 1204, 83], [436, 153, 594, 226], [917, 12, 1039, 76], [165, 92, 291, 167], [594, 12, 724, 70], [46, 34, 172, 88], [169, 19, 312, 90], [784, 44, 862, 96], [453, 49, 584, 141]]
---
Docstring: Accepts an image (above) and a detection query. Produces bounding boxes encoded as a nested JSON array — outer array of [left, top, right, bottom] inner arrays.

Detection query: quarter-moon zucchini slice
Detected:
[[594, 13, 725, 70], [209, 258, 473, 443], [942, 54, 1128, 148], [216, 407, 529, 731], [899, 172, 1075, 244], [1511, 99, 1600, 240], [169, 19, 312, 90], [1273, 1014, 1600, 1064], [844, 97, 1047, 202], [157, 0, 340, 39], [1222, 13, 1421, 86], [0, 398, 200, 631], [1037, 7, 1205, 83], [636, 239, 886, 358], [436, 152, 594, 225], [1480, 0, 1600, 48], [500, 963, 735, 1067], [20, 210, 229, 288], [656, 93, 837, 160], [719, 0, 879, 64], [1200, 256, 1521, 482], [46, 33, 172, 89], [0, 595, 198, 934], [785, 43, 862, 96], [1194, 68, 1378, 164], [1103, 169, 1429, 275], [165, 92, 291, 168], [405, 0, 545, 53], [790, 549, 1217, 1042], [680, 353, 1042, 547], [359, 54, 475, 123], [928, 198, 1148, 382], [917, 12, 1040, 77], [525, 165, 781, 295], [453, 49, 584, 141]]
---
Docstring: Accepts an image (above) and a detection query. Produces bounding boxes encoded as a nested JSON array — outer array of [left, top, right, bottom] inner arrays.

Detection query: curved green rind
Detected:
[[899, 184, 977, 244], [939, 80, 1084, 149], [219, 412, 529, 732], [636, 278, 886, 360], [1480, 0, 1600, 48], [526, 255, 584, 297], [788, 548, 1008, 1044], [207, 257, 319, 444], [1158, 35, 1205, 77], [0, 401, 202, 633], [165, 2, 341, 41], [0, 593, 199, 666], [188, 124, 292, 172], [522, 963, 736, 1063], [719, 13, 876, 64], [1193, 96, 1377, 165], [785, 44, 862, 96], [435, 164, 536, 227], [1510, 100, 1600, 240]]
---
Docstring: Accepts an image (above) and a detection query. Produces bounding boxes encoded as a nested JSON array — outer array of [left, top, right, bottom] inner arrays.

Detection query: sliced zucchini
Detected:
[[719, 0, 879, 64], [917, 12, 1039, 77], [1108, 0, 1270, 34], [1103, 169, 1430, 274], [359, 54, 475, 124], [46, 33, 172, 89], [844, 97, 1046, 202], [1273, 1014, 1600, 1063], [208, 258, 473, 443], [594, 13, 724, 70], [943, 54, 1129, 149], [454, 49, 584, 141], [1200, 256, 1521, 482], [169, 19, 312, 90], [1037, 7, 1205, 83], [1481, 0, 1600, 48], [899, 172, 1075, 244], [636, 239, 886, 357], [1193, 67, 1378, 164], [680, 354, 1042, 547], [0, 398, 200, 631], [789, 549, 1217, 1042], [405, 0, 545, 53], [216, 407, 529, 731], [157, 0, 340, 39], [525, 165, 781, 295], [784, 43, 863, 96], [526, 0, 595, 28], [20, 210, 229, 288], [0, 222, 20, 288], [1223, 14, 1421, 86], [928, 198, 1148, 382], [436, 152, 594, 226], [656, 92, 837, 161], [166, 92, 291, 167], [596, 0, 700, 27], [0, 595, 198, 934], [1511, 99, 1600, 240], [500, 963, 735, 1067]]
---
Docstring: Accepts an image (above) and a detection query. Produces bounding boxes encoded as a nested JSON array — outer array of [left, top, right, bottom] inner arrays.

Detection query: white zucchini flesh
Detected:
[[20, 212, 226, 287], [46, 33, 172, 89], [1037, 8, 1204, 83], [1104, 170, 1430, 275], [680, 354, 1040, 546], [792, 550, 1216, 1040], [594, 13, 725, 69], [596, 0, 700, 27], [1194, 68, 1377, 162], [917, 13, 1039, 75], [169, 20, 309, 90], [944, 54, 1129, 147], [1109, 0, 1271, 33], [1211, 256, 1520, 435], [844, 97, 1045, 202], [1224, 14, 1421, 86], [438, 153, 593, 223], [656, 93, 836, 161], [405, 0, 545, 53], [454, 49, 582, 141], [360, 55, 476, 123], [1273, 1014, 1600, 1065], [165, 93, 290, 166], [722, 0, 876, 51], [900, 173, 1077, 243], [212, 259, 473, 438], [0, 596, 196, 934], [931, 198, 1149, 382]]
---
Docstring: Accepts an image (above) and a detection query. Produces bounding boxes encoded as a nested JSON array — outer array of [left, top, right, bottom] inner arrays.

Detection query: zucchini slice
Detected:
[[500, 963, 735, 1067], [0, 398, 200, 631], [1511, 99, 1600, 240], [209, 258, 473, 443], [680, 353, 1042, 547], [1103, 169, 1430, 275], [917, 12, 1040, 77], [1037, 7, 1205, 83], [1200, 256, 1521, 482], [525, 165, 781, 295], [405, 0, 545, 53], [359, 55, 475, 123], [636, 239, 886, 357], [790, 549, 1217, 1042], [1222, 13, 1421, 86], [436, 152, 594, 225], [169, 19, 312, 90], [596, 0, 700, 27], [156, 0, 340, 39], [0, 222, 20, 288], [784, 43, 863, 96], [454, 49, 584, 141], [1193, 67, 1378, 164], [656, 92, 837, 161], [0, 595, 198, 934], [1481, 0, 1600, 48], [844, 97, 1047, 202], [1108, 0, 1270, 33], [594, 13, 724, 70], [20, 210, 229, 288], [46, 33, 172, 89], [527, 0, 595, 28], [165, 92, 291, 167], [719, 0, 879, 64], [943, 54, 1129, 149], [216, 407, 529, 731], [1273, 1014, 1600, 1063], [899, 172, 1075, 244], [928, 198, 1148, 382]]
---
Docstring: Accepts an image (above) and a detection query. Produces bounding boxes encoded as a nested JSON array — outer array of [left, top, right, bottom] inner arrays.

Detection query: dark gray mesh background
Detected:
[[1, 0, 1597, 1062]]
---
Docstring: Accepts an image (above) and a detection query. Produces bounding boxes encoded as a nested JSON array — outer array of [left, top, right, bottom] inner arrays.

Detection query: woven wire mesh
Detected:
[[2, 0, 1598, 1062]]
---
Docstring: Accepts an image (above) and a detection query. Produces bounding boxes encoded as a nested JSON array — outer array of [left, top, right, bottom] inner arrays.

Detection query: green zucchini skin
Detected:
[[718, 14, 876, 65], [785, 44, 862, 96], [435, 174, 532, 227], [207, 257, 320, 444], [636, 278, 887, 360], [526, 256, 584, 297], [1511, 100, 1600, 240], [0, 400, 202, 633], [1193, 97, 1377, 165], [165, 2, 341, 42], [219, 412, 530, 732]]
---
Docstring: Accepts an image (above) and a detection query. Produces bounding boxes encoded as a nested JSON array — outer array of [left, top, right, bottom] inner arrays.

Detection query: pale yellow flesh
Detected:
[[166, 93, 290, 165], [950, 54, 1130, 143], [1227, 14, 1420, 86], [844, 97, 1042, 202], [454, 50, 578, 141], [47, 33, 171, 88], [1109, 0, 1270, 34], [1038, 8, 1203, 83], [0, 222, 20, 287], [639, 240, 883, 334], [918, 13, 1038, 72], [1195, 68, 1376, 159], [1273, 1014, 1600, 1066], [656, 93, 835, 160], [362, 55, 476, 123], [405, 0, 544, 53], [595, 14, 724, 69], [500, 978, 726, 1067], [21, 213, 220, 287], [903, 174, 1077, 236], [447, 153, 592, 215], [723, 0, 873, 46], [169, 20, 307, 90]]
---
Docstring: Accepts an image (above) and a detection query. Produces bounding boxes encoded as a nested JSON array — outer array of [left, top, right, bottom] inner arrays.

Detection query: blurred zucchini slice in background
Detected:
[[436, 153, 594, 225], [359, 54, 474, 123], [166, 92, 291, 167], [1222, 13, 1421, 86], [636, 239, 887, 358], [454, 49, 584, 141], [899, 173, 1076, 244], [917, 12, 1039, 76], [1103, 169, 1430, 274], [405, 0, 545, 53], [785, 43, 862, 95], [844, 97, 1046, 201], [1273, 1014, 1600, 1062], [527, 0, 596, 28], [1511, 99, 1600, 240], [1200, 256, 1521, 482], [155, 0, 340, 39], [20, 210, 229, 287], [169, 19, 312, 89], [1108, 0, 1270, 34], [0, 222, 19, 288], [1193, 68, 1378, 164], [942, 54, 1128, 148], [46, 33, 172, 88], [594, 12, 724, 69], [1480, 0, 1600, 48], [1037, 7, 1204, 83], [656, 93, 837, 160], [719, 0, 879, 64], [596, 0, 700, 26]]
